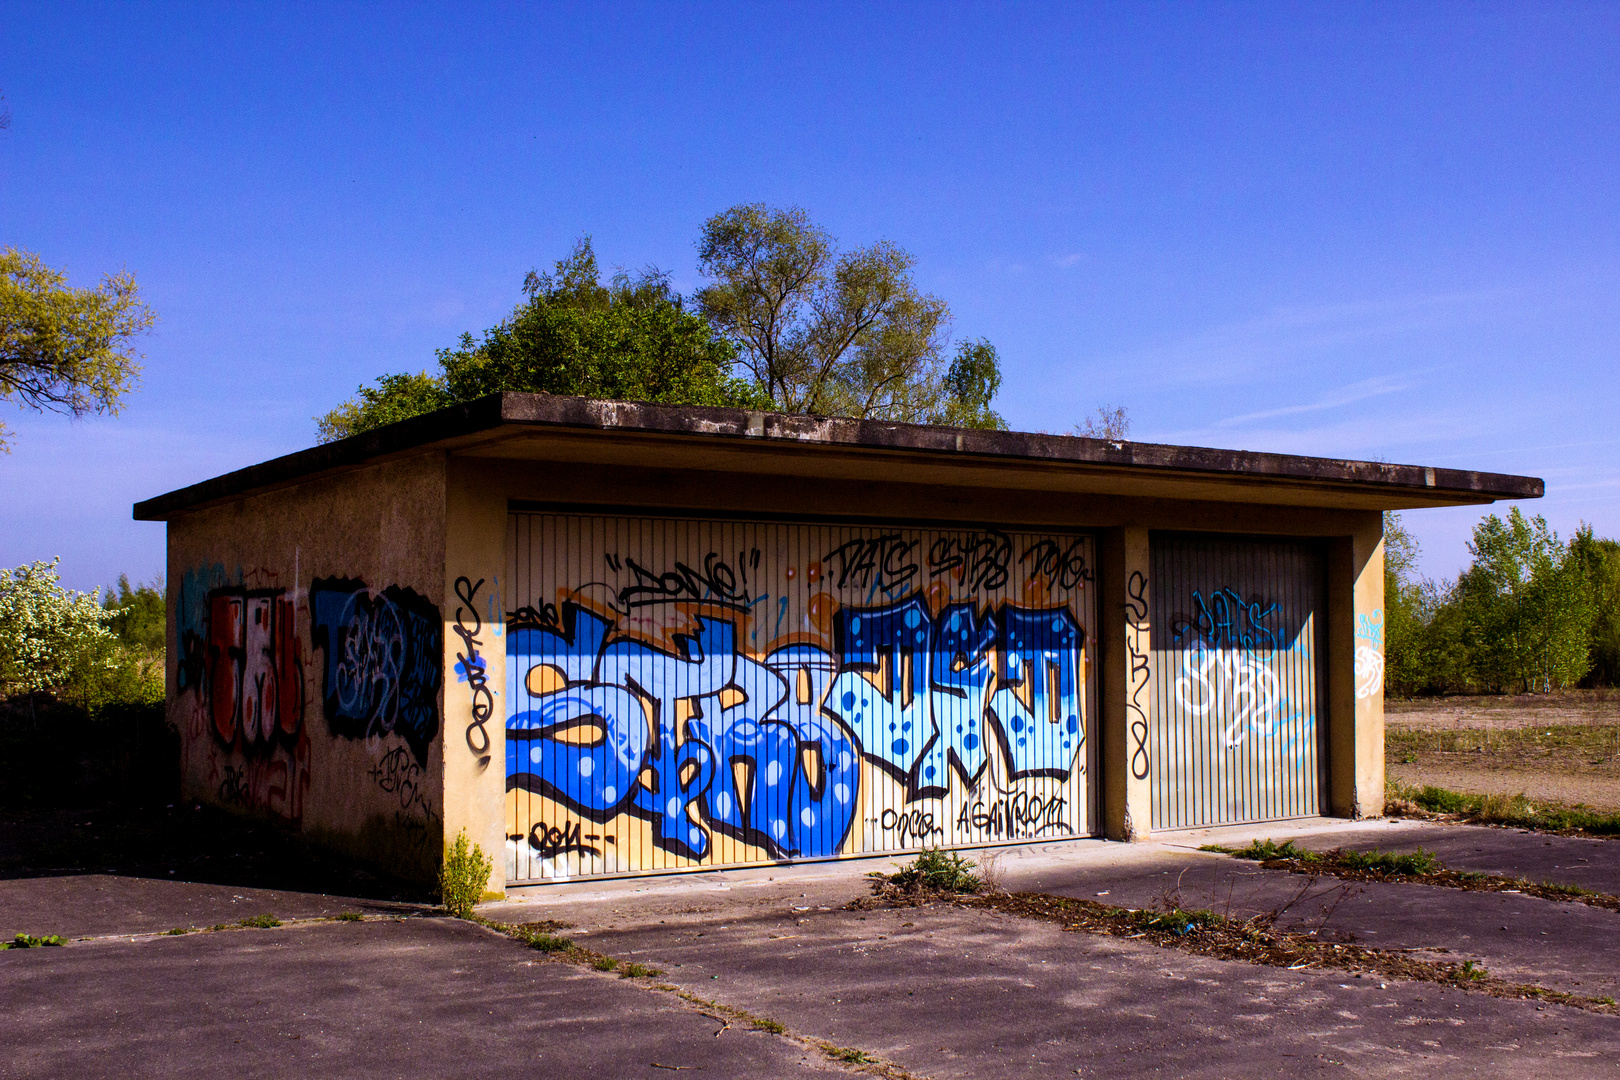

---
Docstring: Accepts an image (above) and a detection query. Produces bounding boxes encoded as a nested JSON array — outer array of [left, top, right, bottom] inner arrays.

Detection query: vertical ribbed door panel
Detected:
[[504, 512, 1098, 883], [1148, 536, 1325, 830]]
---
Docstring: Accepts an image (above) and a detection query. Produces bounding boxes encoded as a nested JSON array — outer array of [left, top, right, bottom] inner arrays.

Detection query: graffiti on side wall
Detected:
[[176, 568, 312, 824], [310, 577, 443, 768], [505, 519, 1097, 881], [1124, 570, 1152, 781], [179, 567, 445, 835], [451, 576, 495, 770], [1355, 609, 1384, 701]]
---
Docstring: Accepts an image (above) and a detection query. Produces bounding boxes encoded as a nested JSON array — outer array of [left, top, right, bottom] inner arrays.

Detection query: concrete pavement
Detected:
[[5, 816, 1620, 1078]]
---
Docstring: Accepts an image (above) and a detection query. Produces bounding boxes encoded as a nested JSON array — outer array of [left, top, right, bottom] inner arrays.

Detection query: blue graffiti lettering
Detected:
[[507, 607, 858, 861], [310, 578, 443, 767]]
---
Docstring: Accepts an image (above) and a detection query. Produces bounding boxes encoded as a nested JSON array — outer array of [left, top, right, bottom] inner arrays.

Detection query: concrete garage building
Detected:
[[134, 393, 1540, 894]]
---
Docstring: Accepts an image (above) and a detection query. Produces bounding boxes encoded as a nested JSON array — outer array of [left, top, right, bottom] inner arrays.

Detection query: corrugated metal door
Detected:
[[1149, 536, 1325, 830], [504, 511, 1098, 883]]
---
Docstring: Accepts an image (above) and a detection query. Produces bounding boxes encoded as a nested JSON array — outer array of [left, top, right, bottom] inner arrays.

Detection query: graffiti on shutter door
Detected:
[[504, 514, 1098, 882], [1149, 536, 1325, 830]]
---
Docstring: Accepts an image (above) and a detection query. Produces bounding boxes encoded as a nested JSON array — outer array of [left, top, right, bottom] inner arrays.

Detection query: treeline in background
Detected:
[[1385, 508, 1620, 697]]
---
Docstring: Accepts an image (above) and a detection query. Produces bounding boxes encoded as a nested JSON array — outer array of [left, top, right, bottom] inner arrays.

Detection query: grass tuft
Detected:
[[891, 848, 982, 893], [334, 911, 364, 922], [1389, 780, 1620, 837], [592, 956, 618, 972], [524, 932, 573, 953], [1338, 847, 1440, 876], [439, 829, 495, 918], [238, 914, 281, 929], [752, 1017, 786, 1034], [1228, 838, 1313, 862]]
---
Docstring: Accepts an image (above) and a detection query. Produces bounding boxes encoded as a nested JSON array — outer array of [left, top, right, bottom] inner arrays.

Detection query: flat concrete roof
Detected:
[[133, 392, 1543, 521]]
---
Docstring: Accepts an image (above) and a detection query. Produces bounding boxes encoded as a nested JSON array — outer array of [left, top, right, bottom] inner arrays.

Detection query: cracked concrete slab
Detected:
[[577, 899, 1620, 1079], [0, 918, 839, 1080]]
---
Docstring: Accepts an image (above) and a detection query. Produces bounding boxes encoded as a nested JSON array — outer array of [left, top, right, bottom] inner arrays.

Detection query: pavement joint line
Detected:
[[947, 889, 1620, 1016], [1, 912, 436, 948], [466, 914, 933, 1080], [1199, 840, 1620, 915]]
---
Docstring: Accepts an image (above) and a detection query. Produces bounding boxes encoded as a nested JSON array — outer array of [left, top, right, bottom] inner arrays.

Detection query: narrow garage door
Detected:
[[1149, 536, 1326, 830], [504, 511, 1098, 883]]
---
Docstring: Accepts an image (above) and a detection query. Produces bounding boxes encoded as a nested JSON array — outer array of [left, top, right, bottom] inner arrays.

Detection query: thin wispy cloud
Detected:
[[1108, 287, 1511, 393], [1211, 375, 1407, 428]]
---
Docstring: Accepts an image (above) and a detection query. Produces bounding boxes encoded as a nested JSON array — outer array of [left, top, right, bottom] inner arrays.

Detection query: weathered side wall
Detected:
[[166, 453, 448, 882]]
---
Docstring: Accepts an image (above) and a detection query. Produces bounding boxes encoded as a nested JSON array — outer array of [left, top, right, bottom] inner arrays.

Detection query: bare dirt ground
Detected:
[[1387, 690, 1620, 810]]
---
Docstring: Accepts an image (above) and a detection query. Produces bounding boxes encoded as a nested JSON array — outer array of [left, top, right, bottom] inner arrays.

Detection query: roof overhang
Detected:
[[133, 393, 1543, 521]]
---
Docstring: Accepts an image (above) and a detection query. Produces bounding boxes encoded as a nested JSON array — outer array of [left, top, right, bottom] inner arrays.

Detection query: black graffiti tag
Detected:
[[824, 534, 919, 592], [513, 819, 608, 860], [613, 549, 758, 609], [1125, 570, 1151, 781], [880, 807, 943, 847], [1020, 538, 1094, 590], [954, 789, 1070, 839], [453, 576, 494, 770], [928, 532, 1012, 592]]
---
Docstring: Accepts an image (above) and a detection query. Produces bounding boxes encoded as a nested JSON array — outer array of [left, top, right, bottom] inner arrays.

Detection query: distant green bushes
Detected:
[[1, 561, 170, 807], [0, 560, 163, 713], [1385, 510, 1618, 696]]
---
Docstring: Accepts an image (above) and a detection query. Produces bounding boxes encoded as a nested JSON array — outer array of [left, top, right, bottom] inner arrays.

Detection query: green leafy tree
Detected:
[[317, 239, 761, 443], [0, 559, 116, 700], [0, 247, 157, 451], [1571, 525, 1620, 686], [696, 203, 1004, 428], [316, 372, 452, 445], [1382, 512, 1426, 696], [1455, 509, 1591, 692], [104, 575, 166, 653]]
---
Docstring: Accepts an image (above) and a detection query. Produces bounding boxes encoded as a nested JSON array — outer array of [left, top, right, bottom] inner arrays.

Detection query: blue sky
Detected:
[[3, 2, 1616, 591]]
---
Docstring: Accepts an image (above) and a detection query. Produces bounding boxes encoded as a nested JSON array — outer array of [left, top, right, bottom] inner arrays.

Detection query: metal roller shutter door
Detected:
[[1149, 536, 1326, 830], [504, 511, 1098, 883]]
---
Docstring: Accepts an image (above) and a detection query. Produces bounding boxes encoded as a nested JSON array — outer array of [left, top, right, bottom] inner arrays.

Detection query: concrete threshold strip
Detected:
[[1198, 838, 1620, 914], [472, 915, 928, 1080]]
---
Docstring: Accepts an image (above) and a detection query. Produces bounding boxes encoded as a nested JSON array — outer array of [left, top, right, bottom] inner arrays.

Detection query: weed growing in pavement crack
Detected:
[[439, 829, 494, 918], [954, 891, 1618, 1014], [2, 933, 64, 948], [237, 914, 281, 928], [890, 848, 982, 894], [335, 911, 364, 922], [1203, 838, 1620, 913]]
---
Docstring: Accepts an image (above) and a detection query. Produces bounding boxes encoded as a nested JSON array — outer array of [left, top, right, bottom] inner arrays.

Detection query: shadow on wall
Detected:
[[172, 565, 445, 884]]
